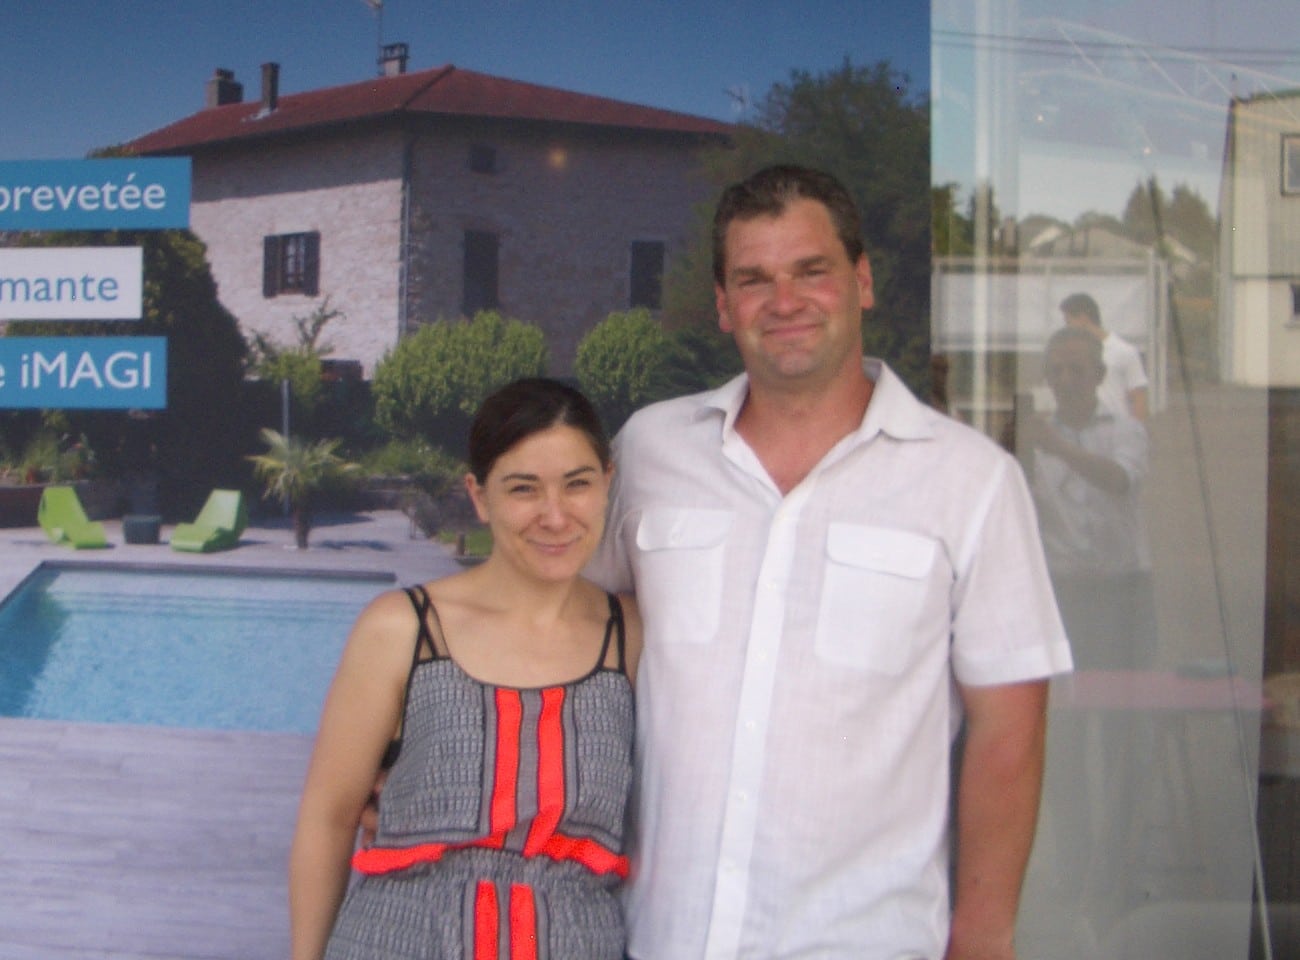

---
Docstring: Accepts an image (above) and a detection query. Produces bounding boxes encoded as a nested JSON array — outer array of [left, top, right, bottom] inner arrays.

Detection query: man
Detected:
[[1021, 324, 1154, 671], [1058, 291, 1149, 422], [1020, 326, 1153, 914], [592, 165, 1072, 959]]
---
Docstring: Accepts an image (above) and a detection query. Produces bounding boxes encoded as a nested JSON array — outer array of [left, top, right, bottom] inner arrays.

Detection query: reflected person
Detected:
[[1059, 291, 1149, 422], [1022, 325, 1155, 671]]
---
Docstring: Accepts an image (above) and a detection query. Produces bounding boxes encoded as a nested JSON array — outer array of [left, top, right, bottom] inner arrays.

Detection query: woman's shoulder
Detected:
[[348, 586, 425, 640]]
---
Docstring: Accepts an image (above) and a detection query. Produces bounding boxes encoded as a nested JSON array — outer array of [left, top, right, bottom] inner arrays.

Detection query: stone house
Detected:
[[128, 46, 731, 375]]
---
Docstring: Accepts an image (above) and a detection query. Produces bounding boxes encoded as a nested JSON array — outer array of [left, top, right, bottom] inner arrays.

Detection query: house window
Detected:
[[263, 231, 320, 297], [630, 240, 665, 310], [1284, 135, 1300, 195], [463, 230, 499, 315], [469, 144, 498, 174], [1292, 284, 1300, 318]]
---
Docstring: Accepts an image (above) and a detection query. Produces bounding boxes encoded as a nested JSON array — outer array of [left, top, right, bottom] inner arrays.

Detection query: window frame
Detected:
[[462, 229, 500, 316], [263, 231, 320, 297], [1283, 134, 1300, 196]]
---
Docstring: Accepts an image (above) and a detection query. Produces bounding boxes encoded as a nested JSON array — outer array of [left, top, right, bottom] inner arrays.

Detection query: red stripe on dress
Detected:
[[351, 833, 630, 878], [474, 880, 499, 960], [538, 834, 631, 879], [524, 687, 566, 856], [509, 883, 539, 960], [489, 689, 523, 843]]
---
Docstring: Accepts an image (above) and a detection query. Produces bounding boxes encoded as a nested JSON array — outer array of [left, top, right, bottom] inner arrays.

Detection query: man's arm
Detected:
[[1127, 386, 1149, 422], [946, 678, 1050, 960], [1022, 416, 1132, 496]]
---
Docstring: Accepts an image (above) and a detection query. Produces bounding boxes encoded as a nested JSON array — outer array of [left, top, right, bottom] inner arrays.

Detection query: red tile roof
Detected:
[[128, 64, 732, 153]]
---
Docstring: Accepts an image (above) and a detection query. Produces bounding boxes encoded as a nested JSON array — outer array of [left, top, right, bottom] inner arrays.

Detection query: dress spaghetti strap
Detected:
[[381, 585, 447, 770], [599, 592, 628, 675]]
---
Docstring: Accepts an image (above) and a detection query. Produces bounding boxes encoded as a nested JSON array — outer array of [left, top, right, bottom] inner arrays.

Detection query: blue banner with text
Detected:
[[0, 159, 191, 230], [0, 337, 167, 409]]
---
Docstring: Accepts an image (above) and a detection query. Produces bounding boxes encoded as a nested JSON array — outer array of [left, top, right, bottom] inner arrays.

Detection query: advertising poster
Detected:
[[0, 4, 932, 959]]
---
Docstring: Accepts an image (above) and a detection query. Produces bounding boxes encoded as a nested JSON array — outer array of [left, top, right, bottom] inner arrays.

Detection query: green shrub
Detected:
[[576, 309, 739, 432], [372, 311, 547, 449], [360, 439, 464, 497]]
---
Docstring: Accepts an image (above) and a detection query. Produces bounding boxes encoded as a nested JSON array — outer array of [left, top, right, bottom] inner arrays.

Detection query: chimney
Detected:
[[260, 62, 280, 114], [379, 42, 409, 77], [205, 68, 243, 108]]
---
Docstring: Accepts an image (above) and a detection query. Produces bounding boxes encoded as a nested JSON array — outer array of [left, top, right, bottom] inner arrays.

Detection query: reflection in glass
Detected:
[[933, 3, 1299, 956]]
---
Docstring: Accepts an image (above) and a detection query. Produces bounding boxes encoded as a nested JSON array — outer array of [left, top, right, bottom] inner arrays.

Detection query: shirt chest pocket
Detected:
[[814, 524, 937, 673], [633, 507, 732, 644]]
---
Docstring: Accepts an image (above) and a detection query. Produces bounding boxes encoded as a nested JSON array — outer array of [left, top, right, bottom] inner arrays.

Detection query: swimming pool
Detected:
[[0, 562, 393, 733]]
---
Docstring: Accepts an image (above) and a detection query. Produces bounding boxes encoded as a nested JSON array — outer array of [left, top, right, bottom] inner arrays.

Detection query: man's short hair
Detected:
[[1059, 292, 1101, 325], [711, 164, 865, 285]]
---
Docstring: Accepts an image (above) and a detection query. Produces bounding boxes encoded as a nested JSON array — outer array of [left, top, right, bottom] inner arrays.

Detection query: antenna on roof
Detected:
[[361, 0, 384, 76]]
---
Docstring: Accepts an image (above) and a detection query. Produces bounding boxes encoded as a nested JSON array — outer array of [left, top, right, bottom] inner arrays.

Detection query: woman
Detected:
[[289, 377, 641, 960]]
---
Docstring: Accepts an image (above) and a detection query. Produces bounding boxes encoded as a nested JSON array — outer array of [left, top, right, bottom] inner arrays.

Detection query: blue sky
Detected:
[[1, 0, 930, 162]]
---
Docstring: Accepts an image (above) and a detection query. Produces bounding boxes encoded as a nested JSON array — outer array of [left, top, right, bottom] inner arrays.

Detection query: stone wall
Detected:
[[189, 131, 405, 377], [184, 120, 714, 379], [404, 121, 713, 373]]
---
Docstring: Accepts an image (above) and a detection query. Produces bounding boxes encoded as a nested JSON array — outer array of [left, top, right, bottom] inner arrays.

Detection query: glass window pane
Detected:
[[933, 3, 1297, 954]]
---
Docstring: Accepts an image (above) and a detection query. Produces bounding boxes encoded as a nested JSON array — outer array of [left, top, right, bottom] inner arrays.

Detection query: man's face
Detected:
[[1062, 310, 1099, 335], [714, 198, 873, 393], [1044, 337, 1103, 413]]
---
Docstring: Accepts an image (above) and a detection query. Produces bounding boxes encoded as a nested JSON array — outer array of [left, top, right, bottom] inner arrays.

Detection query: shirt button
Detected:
[[744, 719, 756, 731]]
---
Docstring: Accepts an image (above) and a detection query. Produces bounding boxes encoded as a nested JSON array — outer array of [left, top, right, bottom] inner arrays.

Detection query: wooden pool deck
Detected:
[[0, 719, 311, 959], [0, 510, 460, 958]]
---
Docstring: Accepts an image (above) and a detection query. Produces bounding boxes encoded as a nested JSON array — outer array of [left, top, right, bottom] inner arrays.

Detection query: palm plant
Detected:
[[247, 428, 358, 549]]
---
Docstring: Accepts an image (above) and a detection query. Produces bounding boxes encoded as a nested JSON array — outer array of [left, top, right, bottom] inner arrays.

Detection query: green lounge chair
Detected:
[[170, 489, 248, 553], [37, 485, 109, 549]]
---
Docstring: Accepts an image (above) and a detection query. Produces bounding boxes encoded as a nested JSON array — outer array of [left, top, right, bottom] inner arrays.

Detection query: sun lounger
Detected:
[[37, 485, 109, 549], [170, 489, 248, 553]]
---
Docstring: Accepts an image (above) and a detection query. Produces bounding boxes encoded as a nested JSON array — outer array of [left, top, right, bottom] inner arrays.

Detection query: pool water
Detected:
[[0, 563, 392, 733]]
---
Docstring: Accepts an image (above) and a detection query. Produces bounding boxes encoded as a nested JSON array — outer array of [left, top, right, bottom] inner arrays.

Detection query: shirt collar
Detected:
[[691, 358, 937, 445]]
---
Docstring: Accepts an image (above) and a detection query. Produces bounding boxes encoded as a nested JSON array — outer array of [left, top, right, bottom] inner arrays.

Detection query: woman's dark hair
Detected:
[[468, 377, 611, 483]]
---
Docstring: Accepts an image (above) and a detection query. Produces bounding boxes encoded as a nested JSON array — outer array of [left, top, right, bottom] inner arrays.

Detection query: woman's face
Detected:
[[467, 423, 612, 584]]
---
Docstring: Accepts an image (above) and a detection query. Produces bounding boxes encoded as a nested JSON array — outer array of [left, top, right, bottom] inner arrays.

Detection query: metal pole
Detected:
[[280, 378, 291, 517]]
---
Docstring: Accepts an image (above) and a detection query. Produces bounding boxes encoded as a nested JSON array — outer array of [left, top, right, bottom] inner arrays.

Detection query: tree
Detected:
[[661, 59, 932, 397], [933, 182, 975, 256], [1122, 177, 1216, 262], [5, 228, 249, 518], [247, 428, 358, 549], [371, 310, 547, 451], [247, 298, 344, 436]]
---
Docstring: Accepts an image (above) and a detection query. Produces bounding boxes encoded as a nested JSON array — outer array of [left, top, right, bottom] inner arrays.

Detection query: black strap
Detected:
[[404, 584, 439, 661], [599, 592, 628, 675], [382, 585, 443, 770]]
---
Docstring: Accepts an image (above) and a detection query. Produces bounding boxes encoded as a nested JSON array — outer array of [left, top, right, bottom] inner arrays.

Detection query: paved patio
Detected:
[[0, 511, 461, 959]]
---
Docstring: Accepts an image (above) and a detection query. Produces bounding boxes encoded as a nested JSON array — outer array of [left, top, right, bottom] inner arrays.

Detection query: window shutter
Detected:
[[630, 240, 665, 309], [263, 235, 280, 297], [304, 232, 321, 296]]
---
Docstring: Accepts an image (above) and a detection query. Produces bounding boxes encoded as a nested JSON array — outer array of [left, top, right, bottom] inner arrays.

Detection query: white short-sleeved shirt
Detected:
[[1099, 332, 1148, 418], [1031, 407, 1151, 577], [589, 360, 1073, 960]]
